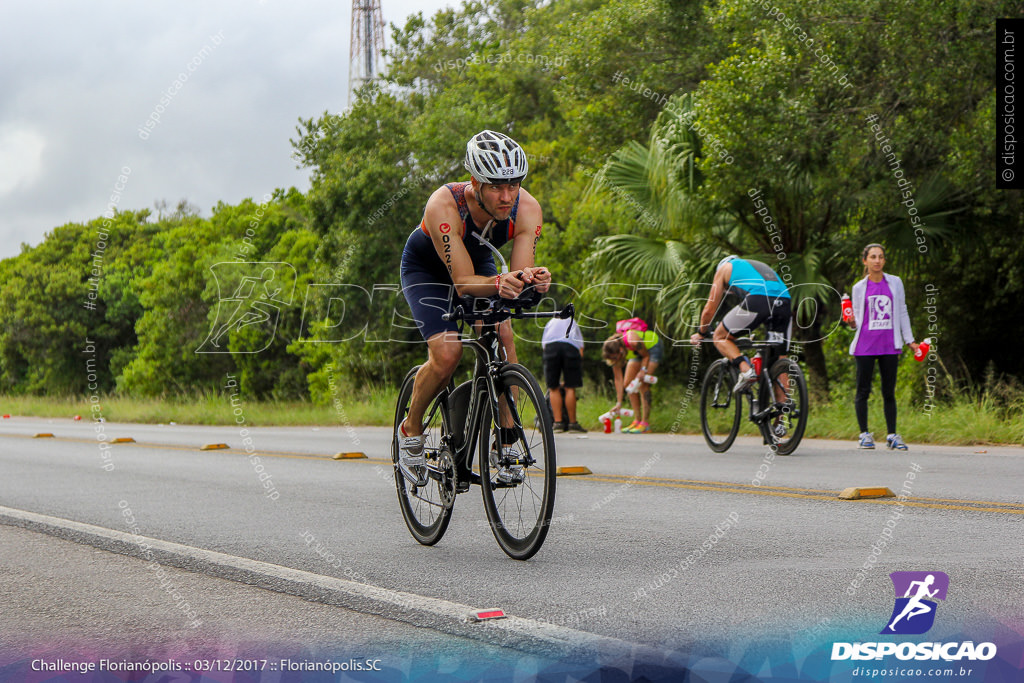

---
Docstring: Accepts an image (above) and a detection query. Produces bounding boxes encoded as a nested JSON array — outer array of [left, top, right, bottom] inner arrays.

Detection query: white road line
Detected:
[[0, 505, 655, 660]]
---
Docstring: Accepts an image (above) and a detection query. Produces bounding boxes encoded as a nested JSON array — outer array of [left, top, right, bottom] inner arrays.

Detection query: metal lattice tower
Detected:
[[348, 0, 386, 106]]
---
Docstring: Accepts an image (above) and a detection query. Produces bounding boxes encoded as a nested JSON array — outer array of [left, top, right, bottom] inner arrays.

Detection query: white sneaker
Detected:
[[858, 432, 875, 449], [396, 421, 427, 486], [733, 367, 757, 394], [490, 441, 525, 485], [886, 433, 909, 451]]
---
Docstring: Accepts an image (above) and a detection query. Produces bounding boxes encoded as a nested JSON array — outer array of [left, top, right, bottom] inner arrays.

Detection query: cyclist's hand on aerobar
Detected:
[[520, 266, 551, 293], [496, 271, 526, 299]]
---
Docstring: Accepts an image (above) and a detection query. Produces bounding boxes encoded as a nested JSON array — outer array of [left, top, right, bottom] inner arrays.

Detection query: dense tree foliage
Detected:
[[0, 0, 1019, 402], [1, 192, 314, 398]]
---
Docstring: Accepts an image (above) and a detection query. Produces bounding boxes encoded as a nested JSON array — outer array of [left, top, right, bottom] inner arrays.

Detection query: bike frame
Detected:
[[418, 319, 534, 494], [744, 344, 782, 427]]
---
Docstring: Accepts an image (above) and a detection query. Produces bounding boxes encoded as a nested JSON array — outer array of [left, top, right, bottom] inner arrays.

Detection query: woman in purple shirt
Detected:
[[846, 244, 920, 450]]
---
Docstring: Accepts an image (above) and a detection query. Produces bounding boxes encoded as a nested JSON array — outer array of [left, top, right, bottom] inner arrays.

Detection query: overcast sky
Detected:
[[0, 0, 452, 261]]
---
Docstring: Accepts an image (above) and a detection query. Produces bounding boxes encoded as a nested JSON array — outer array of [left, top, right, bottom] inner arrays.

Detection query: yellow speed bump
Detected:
[[111, 437, 136, 444], [839, 486, 895, 500], [33, 433, 55, 438], [556, 466, 592, 476], [201, 443, 230, 451], [333, 452, 367, 460]]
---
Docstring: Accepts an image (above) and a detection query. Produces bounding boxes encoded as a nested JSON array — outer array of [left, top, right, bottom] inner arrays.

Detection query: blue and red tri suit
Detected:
[[400, 182, 520, 340]]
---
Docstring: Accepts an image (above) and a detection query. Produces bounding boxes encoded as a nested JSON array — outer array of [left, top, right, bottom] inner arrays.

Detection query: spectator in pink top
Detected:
[[846, 244, 920, 451]]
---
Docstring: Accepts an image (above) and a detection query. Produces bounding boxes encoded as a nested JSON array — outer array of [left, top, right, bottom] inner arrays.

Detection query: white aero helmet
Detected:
[[464, 130, 529, 185]]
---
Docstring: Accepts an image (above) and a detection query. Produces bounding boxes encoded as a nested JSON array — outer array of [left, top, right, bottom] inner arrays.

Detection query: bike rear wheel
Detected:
[[700, 359, 742, 452], [479, 364, 556, 560], [393, 366, 455, 546], [766, 358, 808, 455]]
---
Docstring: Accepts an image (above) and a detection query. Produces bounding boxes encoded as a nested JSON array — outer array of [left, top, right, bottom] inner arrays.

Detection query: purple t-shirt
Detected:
[[855, 278, 899, 356]]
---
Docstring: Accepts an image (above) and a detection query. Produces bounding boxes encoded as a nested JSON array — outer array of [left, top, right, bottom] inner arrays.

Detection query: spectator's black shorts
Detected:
[[542, 342, 583, 389]]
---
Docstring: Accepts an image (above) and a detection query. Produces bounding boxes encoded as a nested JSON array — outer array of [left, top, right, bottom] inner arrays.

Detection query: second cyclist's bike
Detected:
[[699, 338, 808, 455]]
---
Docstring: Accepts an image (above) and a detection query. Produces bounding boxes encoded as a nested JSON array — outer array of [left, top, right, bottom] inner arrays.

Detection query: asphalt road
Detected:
[[1, 416, 1021, 676]]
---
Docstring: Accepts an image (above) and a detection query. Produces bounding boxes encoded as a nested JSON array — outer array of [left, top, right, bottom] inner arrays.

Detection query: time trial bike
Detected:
[[698, 337, 808, 455], [392, 288, 573, 560]]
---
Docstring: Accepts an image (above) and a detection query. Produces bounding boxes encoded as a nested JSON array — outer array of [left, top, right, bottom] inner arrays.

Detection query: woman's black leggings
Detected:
[[855, 354, 899, 434]]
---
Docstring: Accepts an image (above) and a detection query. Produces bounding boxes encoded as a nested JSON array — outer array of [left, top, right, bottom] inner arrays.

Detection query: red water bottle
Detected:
[[602, 416, 613, 433], [841, 293, 853, 323], [752, 352, 762, 375], [914, 338, 931, 361]]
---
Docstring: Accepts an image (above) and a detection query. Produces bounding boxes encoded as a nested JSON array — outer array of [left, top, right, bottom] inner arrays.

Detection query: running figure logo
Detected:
[[197, 262, 296, 354], [881, 571, 949, 635]]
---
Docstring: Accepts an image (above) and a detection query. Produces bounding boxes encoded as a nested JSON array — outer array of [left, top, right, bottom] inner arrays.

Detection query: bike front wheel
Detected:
[[766, 358, 808, 455], [700, 359, 742, 452], [393, 366, 455, 546], [479, 364, 556, 560]]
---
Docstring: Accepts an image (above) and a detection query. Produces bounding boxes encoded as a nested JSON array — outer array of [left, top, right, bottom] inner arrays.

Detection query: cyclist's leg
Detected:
[[724, 300, 774, 394], [497, 318, 517, 363], [405, 331, 462, 436], [712, 325, 743, 364], [400, 276, 463, 436], [496, 319, 520, 431], [767, 300, 792, 404], [772, 360, 790, 404], [717, 299, 766, 372]]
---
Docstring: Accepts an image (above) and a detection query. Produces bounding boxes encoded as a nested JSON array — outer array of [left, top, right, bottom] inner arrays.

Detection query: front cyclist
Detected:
[[690, 255, 792, 394], [398, 130, 551, 484]]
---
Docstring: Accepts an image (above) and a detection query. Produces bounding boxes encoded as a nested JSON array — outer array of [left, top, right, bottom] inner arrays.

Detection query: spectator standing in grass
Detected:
[[846, 243, 920, 451], [541, 316, 586, 433]]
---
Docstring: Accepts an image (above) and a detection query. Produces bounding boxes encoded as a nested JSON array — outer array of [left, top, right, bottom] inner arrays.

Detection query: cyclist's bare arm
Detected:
[[508, 190, 550, 293], [691, 264, 731, 343], [423, 188, 520, 298]]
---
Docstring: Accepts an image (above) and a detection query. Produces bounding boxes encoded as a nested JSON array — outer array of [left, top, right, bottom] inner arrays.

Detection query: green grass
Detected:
[[576, 384, 1023, 446], [2, 383, 1021, 446], [0, 388, 399, 428]]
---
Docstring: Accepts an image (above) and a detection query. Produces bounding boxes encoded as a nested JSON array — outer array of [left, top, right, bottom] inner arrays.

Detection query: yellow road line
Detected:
[[1, 433, 335, 460], [582, 476, 1024, 515], [8, 432, 1020, 514], [627, 475, 835, 494], [586, 473, 1024, 510]]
